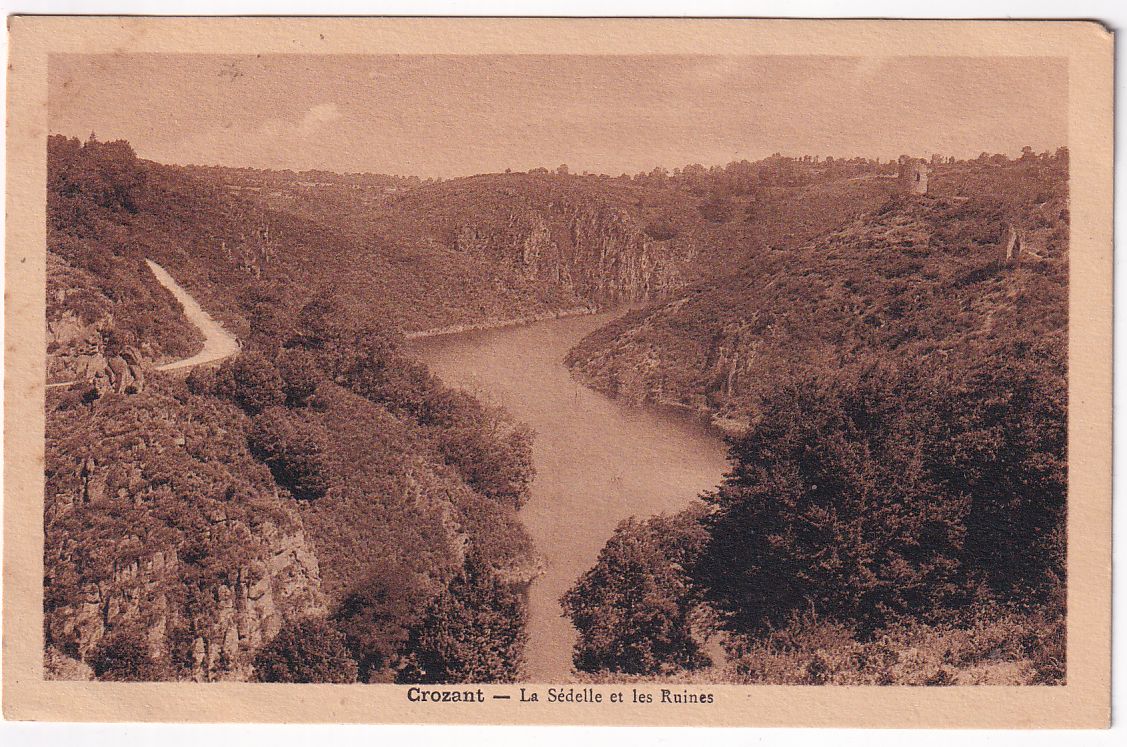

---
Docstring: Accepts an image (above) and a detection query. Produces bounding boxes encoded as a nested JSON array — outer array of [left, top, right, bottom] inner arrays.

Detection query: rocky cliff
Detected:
[[44, 385, 328, 681], [451, 199, 696, 305], [358, 173, 704, 315], [566, 188, 1070, 434]]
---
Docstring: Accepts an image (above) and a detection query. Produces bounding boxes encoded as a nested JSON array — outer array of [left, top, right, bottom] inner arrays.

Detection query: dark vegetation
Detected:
[[563, 150, 1069, 684]]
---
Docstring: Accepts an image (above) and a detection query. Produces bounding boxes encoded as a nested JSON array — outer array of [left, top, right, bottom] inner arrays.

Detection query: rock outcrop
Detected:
[[45, 516, 326, 682], [453, 201, 696, 305]]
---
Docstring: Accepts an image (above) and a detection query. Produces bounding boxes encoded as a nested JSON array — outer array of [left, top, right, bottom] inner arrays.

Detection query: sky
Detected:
[[48, 54, 1067, 178]]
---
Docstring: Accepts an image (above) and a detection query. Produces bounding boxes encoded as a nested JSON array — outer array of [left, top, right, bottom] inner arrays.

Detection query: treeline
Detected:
[[524, 148, 1067, 199], [181, 163, 424, 191]]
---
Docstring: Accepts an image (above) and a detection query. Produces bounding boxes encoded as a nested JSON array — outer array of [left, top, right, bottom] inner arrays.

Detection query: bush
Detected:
[[215, 352, 285, 414], [562, 510, 711, 676], [400, 560, 528, 684], [88, 629, 170, 682], [424, 389, 536, 508], [698, 195, 733, 224], [644, 217, 679, 241], [277, 347, 322, 407], [332, 563, 433, 682], [248, 408, 330, 501], [253, 618, 358, 683], [697, 365, 968, 636]]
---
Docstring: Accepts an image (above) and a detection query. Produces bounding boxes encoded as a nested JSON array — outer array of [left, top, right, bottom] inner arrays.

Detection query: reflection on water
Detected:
[[412, 312, 729, 682]]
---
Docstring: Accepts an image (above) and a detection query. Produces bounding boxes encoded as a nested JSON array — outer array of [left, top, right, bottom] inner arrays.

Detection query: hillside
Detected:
[[560, 152, 1069, 684], [46, 134, 1069, 685], [45, 137, 541, 683], [565, 154, 1069, 433]]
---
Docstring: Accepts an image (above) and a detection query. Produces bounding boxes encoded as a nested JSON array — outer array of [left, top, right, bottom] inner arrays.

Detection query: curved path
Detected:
[[143, 260, 240, 370], [47, 260, 240, 388]]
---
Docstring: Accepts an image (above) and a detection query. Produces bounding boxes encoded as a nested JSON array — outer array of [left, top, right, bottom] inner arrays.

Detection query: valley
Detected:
[[43, 135, 1068, 686]]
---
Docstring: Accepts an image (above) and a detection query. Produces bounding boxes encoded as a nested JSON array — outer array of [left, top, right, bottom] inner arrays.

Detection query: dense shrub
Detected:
[[253, 618, 358, 683], [423, 389, 536, 509], [400, 560, 528, 684], [698, 195, 733, 224], [562, 511, 711, 675], [644, 217, 679, 241], [214, 352, 286, 415], [248, 407, 331, 501], [697, 365, 968, 636], [88, 629, 170, 682], [331, 562, 433, 682], [276, 347, 322, 407]]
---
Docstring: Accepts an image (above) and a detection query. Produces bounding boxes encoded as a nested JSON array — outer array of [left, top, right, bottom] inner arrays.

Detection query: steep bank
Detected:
[[565, 157, 1070, 429], [46, 136, 542, 683], [145, 260, 241, 371], [404, 305, 599, 340]]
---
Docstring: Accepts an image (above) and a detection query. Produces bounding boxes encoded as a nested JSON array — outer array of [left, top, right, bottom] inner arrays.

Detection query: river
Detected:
[[411, 311, 730, 682]]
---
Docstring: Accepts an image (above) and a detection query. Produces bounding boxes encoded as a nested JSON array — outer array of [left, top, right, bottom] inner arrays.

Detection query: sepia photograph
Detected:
[[3, 16, 1113, 728]]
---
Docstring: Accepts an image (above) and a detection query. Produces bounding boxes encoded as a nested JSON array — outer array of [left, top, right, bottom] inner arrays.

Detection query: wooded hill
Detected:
[[562, 152, 1069, 685], [45, 134, 1068, 685], [46, 136, 540, 683]]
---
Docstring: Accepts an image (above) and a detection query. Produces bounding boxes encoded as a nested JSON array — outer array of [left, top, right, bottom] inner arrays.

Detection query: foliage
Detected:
[[332, 561, 434, 682], [248, 407, 331, 502], [214, 352, 287, 415], [561, 510, 711, 676], [253, 618, 358, 683], [697, 365, 968, 635], [400, 560, 529, 684], [564, 152, 1068, 681], [88, 628, 171, 682], [727, 595, 1065, 685]]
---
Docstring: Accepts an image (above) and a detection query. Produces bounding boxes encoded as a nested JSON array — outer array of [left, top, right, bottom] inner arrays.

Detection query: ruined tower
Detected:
[[1002, 223, 1023, 263], [897, 155, 929, 195]]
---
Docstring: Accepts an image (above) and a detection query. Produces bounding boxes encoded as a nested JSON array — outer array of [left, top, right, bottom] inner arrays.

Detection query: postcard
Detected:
[[3, 17, 1112, 726]]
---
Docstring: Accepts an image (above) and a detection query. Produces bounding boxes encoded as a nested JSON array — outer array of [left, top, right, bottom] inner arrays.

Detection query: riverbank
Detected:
[[403, 305, 600, 340]]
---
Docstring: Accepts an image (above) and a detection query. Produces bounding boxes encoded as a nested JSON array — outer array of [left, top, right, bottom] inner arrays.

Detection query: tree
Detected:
[[697, 365, 968, 637], [423, 389, 536, 508], [332, 563, 433, 682], [556, 164, 570, 176], [276, 347, 322, 407], [932, 344, 1066, 601], [400, 560, 528, 683], [562, 510, 711, 675], [254, 618, 358, 683], [248, 408, 331, 501], [214, 352, 285, 414]]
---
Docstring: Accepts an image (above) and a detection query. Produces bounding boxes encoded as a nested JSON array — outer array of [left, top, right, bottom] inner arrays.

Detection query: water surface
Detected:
[[412, 312, 729, 681]]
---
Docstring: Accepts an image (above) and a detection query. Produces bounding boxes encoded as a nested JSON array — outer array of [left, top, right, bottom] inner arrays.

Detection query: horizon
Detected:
[[47, 129, 1067, 181], [49, 54, 1067, 179]]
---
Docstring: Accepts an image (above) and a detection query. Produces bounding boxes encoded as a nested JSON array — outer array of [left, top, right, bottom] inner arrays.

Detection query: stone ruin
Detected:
[[1002, 223, 1024, 263], [897, 155, 929, 195]]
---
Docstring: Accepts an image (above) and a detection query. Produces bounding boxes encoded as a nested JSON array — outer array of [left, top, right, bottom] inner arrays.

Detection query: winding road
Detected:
[[47, 260, 240, 388], [143, 260, 240, 370]]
